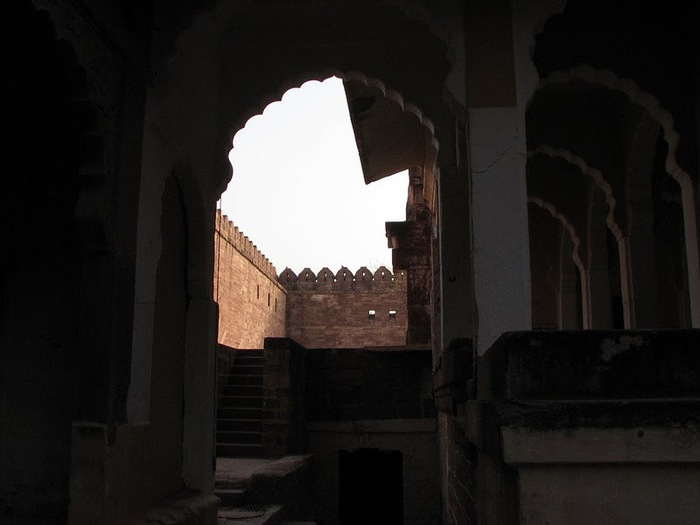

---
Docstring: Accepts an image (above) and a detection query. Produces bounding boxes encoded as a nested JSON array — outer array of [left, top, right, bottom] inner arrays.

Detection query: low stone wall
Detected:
[[262, 338, 307, 457], [470, 329, 700, 525], [305, 347, 433, 421]]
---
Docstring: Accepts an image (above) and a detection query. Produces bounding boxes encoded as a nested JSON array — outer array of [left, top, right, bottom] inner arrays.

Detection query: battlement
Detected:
[[279, 265, 406, 291], [215, 209, 278, 283]]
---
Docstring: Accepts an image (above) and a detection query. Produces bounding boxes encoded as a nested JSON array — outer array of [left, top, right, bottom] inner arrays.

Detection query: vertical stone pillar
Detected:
[[559, 232, 582, 329], [438, 140, 474, 351], [467, 0, 531, 353], [182, 297, 218, 493], [587, 190, 613, 328]]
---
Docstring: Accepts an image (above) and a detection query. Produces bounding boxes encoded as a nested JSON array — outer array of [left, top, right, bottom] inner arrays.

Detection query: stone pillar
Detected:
[[438, 159, 474, 349], [587, 189, 613, 329], [528, 203, 562, 329], [559, 233, 582, 329], [182, 297, 218, 494], [467, 0, 531, 352]]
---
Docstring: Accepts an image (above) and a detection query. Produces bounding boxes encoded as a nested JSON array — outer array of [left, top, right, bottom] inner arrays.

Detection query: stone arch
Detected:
[[158, 0, 453, 198], [528, 145, 623, 240], [528, 197, 590, 328], [527, 148, 633, 327], [143, 1, 458, 496], [534, 66, 700, 324], [227, 71, 439, 186]]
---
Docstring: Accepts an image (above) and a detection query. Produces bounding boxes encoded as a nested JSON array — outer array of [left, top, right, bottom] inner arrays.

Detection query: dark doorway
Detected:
[[338, 448, 403, 525]]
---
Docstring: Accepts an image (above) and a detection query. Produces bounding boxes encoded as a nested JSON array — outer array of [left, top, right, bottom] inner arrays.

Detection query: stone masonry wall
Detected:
[[214, 211, 286, 348], [279, 266, 408, 348]]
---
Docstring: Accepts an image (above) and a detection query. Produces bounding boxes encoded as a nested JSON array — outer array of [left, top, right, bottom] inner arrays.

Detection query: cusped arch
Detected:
[[162, 0, 454, 195], [528, 145, 623, 241], [537, 66, 693, 190], [528, 197, 584, 276], [532, 66, 700, 326], [226, 71, 439, 185]]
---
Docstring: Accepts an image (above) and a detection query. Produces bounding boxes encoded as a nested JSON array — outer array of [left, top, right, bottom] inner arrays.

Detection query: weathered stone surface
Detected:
[[480, 330, 700, 402], [305, 347, 433, 421]]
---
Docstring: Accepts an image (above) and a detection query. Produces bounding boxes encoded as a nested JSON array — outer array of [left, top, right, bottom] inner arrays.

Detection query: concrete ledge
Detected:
[[246, 455, 314, 521], [307, 418, 436, 433], [480, 330, 700, 401], [251, 455, 312, 480], [503, 425, 700, 465], [497, 399, 700, 429], [144, 491, 218, 524]]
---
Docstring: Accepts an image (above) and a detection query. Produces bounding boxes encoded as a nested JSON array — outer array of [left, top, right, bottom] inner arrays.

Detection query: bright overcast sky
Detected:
[[222, 76, 408, 274]]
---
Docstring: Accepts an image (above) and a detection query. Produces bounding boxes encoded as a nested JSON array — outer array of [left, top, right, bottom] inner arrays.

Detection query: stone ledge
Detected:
[[497, 399, 700, 429], [144, 491, 218, 524], [502, 425, 700, 465], [480, 330, 700, 401], [307, 418, 437, 433]]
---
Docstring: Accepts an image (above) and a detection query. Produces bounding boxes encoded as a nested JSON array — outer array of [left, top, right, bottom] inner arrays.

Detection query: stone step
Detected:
[[235, 350, 264, 358], [217, 430, 262, 445], [216, 443, 272, 458], [219, 385, 264, 397], [217, 407, 263, 420], [217, 418, 263, 432], [230, 364, 264, 375], [221, 374, 263, 386], [217, 503, 283, 525], [215, 488, 246, 507], [219, 396, 264, 408], [235, 355, 264, 366]]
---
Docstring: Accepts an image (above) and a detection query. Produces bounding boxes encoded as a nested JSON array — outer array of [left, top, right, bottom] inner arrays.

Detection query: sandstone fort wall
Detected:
[[279, 266, 408, 348], [214, 211, 287, 348]]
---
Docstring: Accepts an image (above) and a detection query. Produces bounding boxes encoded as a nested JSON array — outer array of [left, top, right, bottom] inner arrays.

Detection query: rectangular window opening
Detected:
[[389, 309, 397, 321], [368, 309, 376, 320]]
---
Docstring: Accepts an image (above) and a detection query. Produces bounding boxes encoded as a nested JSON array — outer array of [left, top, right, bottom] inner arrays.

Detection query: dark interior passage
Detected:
[[339, 448, 403, 525]]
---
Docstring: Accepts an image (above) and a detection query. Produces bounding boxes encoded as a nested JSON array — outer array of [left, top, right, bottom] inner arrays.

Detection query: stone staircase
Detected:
[[215, 456, 315, 525], [216, 347, 315, 523], [217, 350, 267, 458]]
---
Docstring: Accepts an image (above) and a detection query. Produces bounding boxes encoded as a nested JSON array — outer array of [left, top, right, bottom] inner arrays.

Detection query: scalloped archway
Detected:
[[533, 67, 700, 324]]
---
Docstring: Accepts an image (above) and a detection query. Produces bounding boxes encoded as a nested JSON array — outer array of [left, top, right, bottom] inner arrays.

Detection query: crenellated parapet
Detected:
[[215, 209, 278, 282], [279, 265, 406, 291]]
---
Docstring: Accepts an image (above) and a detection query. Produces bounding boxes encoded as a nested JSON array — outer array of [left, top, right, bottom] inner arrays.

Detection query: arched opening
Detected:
[[526, 73, 697, 330], [129, 3, 460, 521], [531, 1, 700, 326], [210, 71, 440, 522], [215, 76, 412, 351]]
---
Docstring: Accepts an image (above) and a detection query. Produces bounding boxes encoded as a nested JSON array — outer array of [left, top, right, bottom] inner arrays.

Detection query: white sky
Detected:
[[222, 76, 408, 274]]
